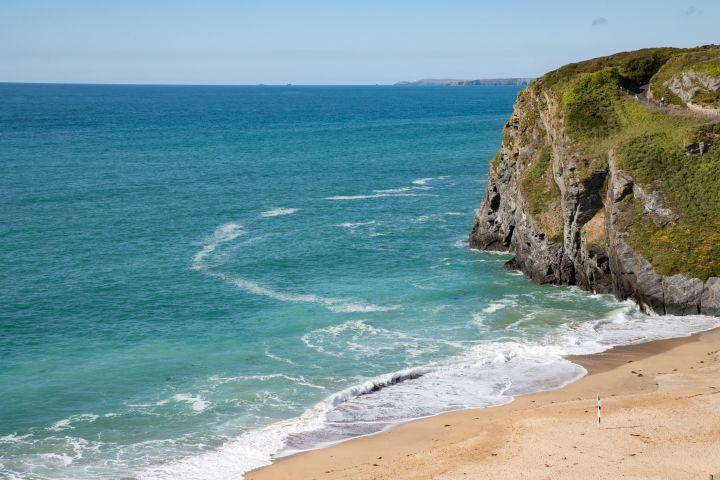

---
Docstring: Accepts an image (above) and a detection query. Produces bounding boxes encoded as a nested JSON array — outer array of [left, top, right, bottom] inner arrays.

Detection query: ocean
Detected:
[[1, 83, 718, 479]]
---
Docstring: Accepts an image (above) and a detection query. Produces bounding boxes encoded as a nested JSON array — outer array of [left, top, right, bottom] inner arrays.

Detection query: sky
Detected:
[[1, 0, 718, 85]]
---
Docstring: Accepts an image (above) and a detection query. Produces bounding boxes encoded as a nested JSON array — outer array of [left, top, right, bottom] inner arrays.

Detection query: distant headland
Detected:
[[394, 78, 534, 86]]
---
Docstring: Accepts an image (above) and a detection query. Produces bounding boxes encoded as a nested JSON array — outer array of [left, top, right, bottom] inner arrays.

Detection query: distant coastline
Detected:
[[395, 77, 534, 86]]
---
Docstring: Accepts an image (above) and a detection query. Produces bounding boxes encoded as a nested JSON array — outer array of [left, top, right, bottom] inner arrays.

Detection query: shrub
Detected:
[[563, 68, 621, 139]]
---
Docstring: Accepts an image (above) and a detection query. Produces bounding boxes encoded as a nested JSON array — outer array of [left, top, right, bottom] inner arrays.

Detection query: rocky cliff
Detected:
[[469, 46, 720, 316]]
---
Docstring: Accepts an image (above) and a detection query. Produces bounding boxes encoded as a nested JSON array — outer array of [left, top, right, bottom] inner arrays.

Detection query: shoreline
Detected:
[[247, 326, 720, 479]]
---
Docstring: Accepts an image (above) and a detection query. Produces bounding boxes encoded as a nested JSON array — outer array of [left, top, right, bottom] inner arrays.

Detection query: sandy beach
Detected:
[[248, 327, 720, 480]]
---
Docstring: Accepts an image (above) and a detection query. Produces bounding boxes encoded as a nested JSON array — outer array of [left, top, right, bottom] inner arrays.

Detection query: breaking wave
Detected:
[[324, 192, 428, 201], [138, 299, 720, 480], [260, 207, 298, 217], [191, 222, 245, 268], [324, 177, 448, 201]]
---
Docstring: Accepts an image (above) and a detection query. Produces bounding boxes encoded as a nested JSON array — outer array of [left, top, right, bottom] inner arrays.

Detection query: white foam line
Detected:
[[222, 274, 397, 313], [138, 367, 429, 480], [411, 176, 448, 186], [335, 221, 377, 229], [171, 394, 210, 413], [482, 303, 507, 314], [326, 176, 447, 201], [192, 222, 398, 314], [191, 222, 245, 268], [137, 300, 720, 480], [468, 247, 512, 256], [260, 208, 298, 218], [264, 345, 297, 365], [411, 177, 433, 185], [372, 187, 412, 194], [324, 193, 430, 201]]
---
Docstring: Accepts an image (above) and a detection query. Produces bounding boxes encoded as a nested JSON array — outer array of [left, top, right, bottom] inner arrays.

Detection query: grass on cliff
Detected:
[[614, 118, 720, 280], [520, 146, 563, 242], [562, 69, 712, 180], [543, 46, 720, 279], [538, 47, 678, 93], [496, 46, 720, 278], [625, 197, 720, 281], [649, 46, 720, 106], [521, 146, 560, 213], [562, 68, 622, 139]]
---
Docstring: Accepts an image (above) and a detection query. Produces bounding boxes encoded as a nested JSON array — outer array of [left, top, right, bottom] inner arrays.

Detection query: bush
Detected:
[[618, 50, 675, 88], [563, 68, 621, 139], [522, 147, 555, 215]]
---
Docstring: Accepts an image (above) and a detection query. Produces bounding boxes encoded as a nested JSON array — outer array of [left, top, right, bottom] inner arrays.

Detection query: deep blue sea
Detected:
[[2, 84, 718, 479]]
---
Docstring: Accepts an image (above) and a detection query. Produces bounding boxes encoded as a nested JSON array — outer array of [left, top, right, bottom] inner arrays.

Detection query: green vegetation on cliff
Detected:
[[617, 127, 720, 280], [649, 46, 720, 106], [521, 147, 554, 213], [537, 48, 678, 92], [562, 68, 621, 139], [499, 45, 720, 280]]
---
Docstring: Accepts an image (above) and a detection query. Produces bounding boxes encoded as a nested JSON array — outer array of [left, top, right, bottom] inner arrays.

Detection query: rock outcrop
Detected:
[[469, 48, 720, 316], [665, 71, 720, 104]]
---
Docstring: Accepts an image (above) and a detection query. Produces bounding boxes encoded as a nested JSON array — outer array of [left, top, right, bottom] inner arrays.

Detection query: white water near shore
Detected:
[[139, 301, 720, 480], [138, 218, 720, 480]]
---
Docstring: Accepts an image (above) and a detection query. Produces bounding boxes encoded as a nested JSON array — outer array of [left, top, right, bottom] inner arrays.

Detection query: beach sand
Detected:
[[247, 328, 720, 479]]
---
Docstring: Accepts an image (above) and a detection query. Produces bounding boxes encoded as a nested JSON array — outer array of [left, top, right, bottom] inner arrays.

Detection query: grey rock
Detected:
[[684, 141, 710, 156], [666, 71, 720, 104], [609, 168, 633, 203], [662, 274, 703, 315], [701, 278, 720, 316], [633, 184, 680, 226]]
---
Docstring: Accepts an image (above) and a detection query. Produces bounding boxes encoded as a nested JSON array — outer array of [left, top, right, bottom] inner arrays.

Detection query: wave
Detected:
[[47, 413, 119, 432], [171, 394, 210, 413], [335, 221, 378, 229], [137, 301, 720, 480], [0, 433, 34, 444], [411, 177, 433, 185], [260, 208, 298, 217], [192, 222, 397, 314], [411, 176, 448, 186], [137, 366, 430, 480], [482, 302, 507, 313], [324, 192, 428, 201], [300, 320, 424, 358], [324, 177, 446, 201], [191, 222, 245, 269]]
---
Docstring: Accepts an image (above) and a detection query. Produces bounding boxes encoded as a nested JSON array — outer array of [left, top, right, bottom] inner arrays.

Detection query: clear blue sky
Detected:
[[1, 0, 718, 85]]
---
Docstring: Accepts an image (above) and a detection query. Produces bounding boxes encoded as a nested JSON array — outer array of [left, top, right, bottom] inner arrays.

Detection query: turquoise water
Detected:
[[1, 84, 718, 479]]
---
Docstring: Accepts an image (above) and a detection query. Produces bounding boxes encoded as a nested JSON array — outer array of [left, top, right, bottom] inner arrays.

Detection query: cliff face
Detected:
[[469, 47, 720, 316]]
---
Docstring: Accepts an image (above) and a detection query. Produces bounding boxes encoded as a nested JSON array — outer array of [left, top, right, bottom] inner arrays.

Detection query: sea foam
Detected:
[[260, 207, 298, 217], [137, 301, 720, 480], [191, 222, 245, 269], [192, 221, 397, 314]]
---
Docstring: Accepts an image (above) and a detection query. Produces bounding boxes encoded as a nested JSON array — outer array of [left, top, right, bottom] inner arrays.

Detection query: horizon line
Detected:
[[0, 79, 534, 88]]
